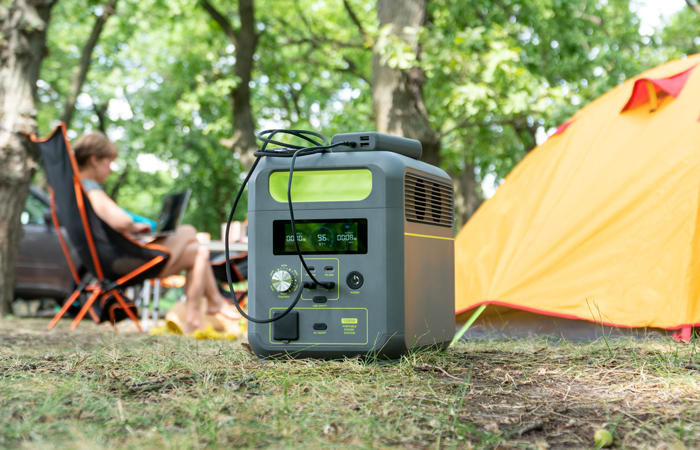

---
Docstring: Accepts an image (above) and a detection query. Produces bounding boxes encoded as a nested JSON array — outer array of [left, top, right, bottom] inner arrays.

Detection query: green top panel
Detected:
[[269, 169, 372, 203]]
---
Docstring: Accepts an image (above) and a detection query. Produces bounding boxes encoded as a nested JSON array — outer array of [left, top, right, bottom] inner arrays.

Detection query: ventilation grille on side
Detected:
[[404, 173, 454, 227]]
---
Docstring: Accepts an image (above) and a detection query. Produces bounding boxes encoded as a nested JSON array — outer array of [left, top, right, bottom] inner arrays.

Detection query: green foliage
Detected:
[[417, 0, 653, 181], [659, 6, 700, 59], [39, 0, 249, 234], [36, 0, 376, 234], [252, 0, 374, 135], [34, 0, 700, 230]]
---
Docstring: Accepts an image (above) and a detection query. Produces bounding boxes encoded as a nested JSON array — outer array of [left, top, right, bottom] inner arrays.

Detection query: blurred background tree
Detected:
[[31, 0, 700, 234], [0, 0, 58, 315]]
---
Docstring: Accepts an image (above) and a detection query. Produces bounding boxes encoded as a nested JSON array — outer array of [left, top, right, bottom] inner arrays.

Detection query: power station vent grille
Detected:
[[404, 173, 454, 228]]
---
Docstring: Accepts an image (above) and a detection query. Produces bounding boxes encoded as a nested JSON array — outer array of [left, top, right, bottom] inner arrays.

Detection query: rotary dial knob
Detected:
[[271, 269, 295, 293]]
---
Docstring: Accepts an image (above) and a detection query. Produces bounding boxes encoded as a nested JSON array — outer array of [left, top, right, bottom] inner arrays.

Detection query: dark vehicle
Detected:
[[14, 185, 79, 302]]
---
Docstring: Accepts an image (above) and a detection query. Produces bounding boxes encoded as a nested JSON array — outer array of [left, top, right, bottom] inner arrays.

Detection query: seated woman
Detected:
[[73, 131, 240, 333]]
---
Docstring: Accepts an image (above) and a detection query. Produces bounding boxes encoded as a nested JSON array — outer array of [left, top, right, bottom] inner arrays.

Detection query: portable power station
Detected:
[[245, 132, 455, 360]]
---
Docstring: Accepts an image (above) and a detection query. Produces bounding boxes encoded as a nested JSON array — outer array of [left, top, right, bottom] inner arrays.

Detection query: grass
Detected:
[[1, 319, 699, 449]]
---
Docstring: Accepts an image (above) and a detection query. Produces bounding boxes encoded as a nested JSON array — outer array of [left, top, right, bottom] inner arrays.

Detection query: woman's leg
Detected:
[[181, 246, 242, 325], [155, 226, 206, 332], [187, 246, 242, 319], [203, 264, 242, 319], [156, 225, 240, 328], [180, 245, 212, 332], [154, 225, 198, 278]]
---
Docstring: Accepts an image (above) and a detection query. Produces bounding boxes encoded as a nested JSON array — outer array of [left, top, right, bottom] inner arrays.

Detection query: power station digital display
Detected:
[[273, 219, 368, 255]]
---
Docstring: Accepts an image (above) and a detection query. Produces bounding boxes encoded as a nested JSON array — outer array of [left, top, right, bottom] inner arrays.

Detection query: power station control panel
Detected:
[[263, 218, 372, 347]]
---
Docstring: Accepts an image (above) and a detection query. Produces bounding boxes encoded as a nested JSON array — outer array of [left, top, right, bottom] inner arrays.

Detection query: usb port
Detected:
[[308, 266, 315, 272], [360, 143, 369, 147], [360, 135, 369, 141], [324, 266, 334, 272]]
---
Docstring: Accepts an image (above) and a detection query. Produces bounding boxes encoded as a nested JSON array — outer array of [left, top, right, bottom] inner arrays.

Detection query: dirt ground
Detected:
[[0, 318, 699, 449]]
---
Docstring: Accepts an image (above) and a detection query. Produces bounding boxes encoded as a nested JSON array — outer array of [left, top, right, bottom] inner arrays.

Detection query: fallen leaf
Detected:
[[484, 422, 499, 433]]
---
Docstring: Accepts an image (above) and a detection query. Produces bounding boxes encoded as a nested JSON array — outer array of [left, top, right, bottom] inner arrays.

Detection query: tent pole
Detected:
[[450, 304, 487, 347]]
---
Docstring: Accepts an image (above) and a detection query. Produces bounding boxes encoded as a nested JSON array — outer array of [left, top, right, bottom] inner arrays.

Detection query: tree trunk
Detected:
[[372, 0, 489, 230], [61, 0, 118, 130], [0, 0, 58, 316], [230, 0, 259, 170], [375, 0, 483, 228], [201, 0, 259, 170], [373, 0, 440, 166], [451, 162, 482, 229]]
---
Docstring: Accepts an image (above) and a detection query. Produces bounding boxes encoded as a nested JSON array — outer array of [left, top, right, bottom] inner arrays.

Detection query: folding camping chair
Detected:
[[33, 123, 170, 332], [211, 252, 248, 305]]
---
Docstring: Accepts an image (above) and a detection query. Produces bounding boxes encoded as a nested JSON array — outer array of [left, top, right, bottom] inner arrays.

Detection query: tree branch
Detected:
[[342, 0, 373, 49], [109, 164, 129, 200], [512, 122, 538, 153], [439, 117, 525, 140], [274, 17, 367, 83], [340, 56, 369, 85], [293, 0, 319, 41], [200, 0, 238, 47], [288, 83, 304, 120], [280, 36, 365, 49], [285, 2, 365, 50], [687, 0, 700, 18], [93, 100, 109, 133], [61, 0, 119, 130]]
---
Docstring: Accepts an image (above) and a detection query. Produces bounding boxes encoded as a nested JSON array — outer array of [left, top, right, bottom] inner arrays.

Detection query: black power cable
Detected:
[[224, 129, 355, 324]]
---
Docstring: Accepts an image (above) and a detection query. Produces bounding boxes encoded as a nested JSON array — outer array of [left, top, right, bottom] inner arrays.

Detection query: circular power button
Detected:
[[346, 271, 364, 290]]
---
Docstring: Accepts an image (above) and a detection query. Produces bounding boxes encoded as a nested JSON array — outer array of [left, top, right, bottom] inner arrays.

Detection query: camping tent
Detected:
[[455, 55, 700, 341]]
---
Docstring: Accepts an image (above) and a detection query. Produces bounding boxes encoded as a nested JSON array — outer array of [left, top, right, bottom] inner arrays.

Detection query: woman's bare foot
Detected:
[[182, 318, 204, 334], [206, 302, 242, 320]]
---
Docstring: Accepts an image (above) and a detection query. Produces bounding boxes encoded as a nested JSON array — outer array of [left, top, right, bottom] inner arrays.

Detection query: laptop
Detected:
[[144, 189, 192, 238]]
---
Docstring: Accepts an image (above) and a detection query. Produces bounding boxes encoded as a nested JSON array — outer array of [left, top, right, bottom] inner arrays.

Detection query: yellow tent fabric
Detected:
[[455, 55, 700, 332]]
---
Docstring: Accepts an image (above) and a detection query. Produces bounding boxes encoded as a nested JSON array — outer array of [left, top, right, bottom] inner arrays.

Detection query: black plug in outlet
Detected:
[[273, 311, 298, 341]]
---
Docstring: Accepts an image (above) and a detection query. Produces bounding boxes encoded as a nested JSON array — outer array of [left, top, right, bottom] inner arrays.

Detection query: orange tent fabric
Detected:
[[455, 55, 700, 334]]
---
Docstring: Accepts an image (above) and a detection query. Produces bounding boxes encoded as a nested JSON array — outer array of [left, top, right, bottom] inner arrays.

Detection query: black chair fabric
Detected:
[[211, 252, 248, 283]]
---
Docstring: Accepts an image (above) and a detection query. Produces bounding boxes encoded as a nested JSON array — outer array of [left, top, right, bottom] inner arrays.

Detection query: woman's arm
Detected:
[[87, 189, 136, 233]]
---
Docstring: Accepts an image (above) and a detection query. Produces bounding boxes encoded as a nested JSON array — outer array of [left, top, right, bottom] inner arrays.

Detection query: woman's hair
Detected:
[[73, 132, 118, 168]]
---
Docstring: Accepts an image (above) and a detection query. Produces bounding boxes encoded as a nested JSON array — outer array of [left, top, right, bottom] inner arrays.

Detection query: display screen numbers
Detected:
[[273, 219, 368, 255], [310, 226, 334, 248]]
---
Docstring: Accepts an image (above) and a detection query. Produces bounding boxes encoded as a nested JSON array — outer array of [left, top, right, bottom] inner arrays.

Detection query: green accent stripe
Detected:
[[269, 169, 372, 203], [404, 232, 455, 241]]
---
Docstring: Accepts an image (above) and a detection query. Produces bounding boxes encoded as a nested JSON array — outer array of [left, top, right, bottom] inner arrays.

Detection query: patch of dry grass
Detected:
[[0, 319, 699, 449]]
